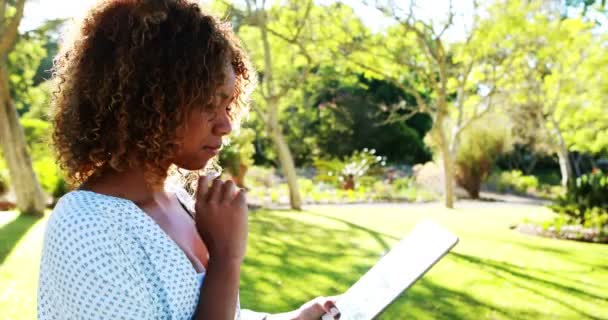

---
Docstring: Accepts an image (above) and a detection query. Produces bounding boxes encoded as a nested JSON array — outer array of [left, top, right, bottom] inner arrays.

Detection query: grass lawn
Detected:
[[1, 202, 607, 319]]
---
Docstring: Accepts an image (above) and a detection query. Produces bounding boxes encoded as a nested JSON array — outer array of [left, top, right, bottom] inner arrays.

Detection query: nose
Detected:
[[212, 110, 232, 137]]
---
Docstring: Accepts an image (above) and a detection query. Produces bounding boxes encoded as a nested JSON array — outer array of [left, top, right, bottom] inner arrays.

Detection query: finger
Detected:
[[323, 299, 340, 319], [196, 175, 209, 200], [318, 297, 340, 319], [234, 188, 247, 205], [207, 179, 223, 203], [220, 180, 236, 204]]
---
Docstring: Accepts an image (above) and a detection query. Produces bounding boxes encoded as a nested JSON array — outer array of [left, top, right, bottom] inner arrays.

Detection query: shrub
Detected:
[[313, 148, 386, 189], [32, 157, 70, 200], [33, 157, 61, 195], [218, 128, 255, 187], [455, 119, 510, 199], [392, 176, 413, 192], [550, 171, 608, 228], [486, 170, 539, 194], [20, 118, 52, 162], [52, 176, 70, 200]]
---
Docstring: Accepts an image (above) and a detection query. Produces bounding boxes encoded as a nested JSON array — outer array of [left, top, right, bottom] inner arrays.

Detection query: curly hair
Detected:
[[51, 0, 255, 186]]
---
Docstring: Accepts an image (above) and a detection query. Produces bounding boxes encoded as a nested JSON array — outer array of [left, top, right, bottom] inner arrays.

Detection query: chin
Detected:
[[174, 158, 210, 171]]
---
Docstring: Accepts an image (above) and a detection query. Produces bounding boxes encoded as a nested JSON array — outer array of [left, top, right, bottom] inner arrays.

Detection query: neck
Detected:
[[79, 164, 169, 205]]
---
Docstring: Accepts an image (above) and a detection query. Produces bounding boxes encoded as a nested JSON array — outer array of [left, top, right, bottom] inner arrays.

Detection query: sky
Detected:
[[20, 0, 474, 41]]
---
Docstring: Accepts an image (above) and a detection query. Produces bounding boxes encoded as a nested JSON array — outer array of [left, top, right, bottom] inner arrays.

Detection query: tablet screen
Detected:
[[327, 220, 459, 320]]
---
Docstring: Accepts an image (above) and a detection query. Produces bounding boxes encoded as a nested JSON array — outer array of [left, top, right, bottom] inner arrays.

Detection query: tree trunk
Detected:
[[267, 99, 302, 210], [556, 145, 573, 189], [551, 118, 573, 189], [258, 17, 302, 210], [434, 117, 455, 209], [0, 63, 46, 215]]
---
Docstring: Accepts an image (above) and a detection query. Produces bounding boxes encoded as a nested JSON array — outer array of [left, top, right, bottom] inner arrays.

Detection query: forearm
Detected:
[[194, 259, 242, 320]]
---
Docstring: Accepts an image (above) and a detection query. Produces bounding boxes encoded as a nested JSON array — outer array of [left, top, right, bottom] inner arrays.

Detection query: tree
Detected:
[[490, 1, 608, 188], [347, 0, 511, 208], [296, 68, 432, 164], [216, 0, 367, 209], [0, 0, 46, 215]]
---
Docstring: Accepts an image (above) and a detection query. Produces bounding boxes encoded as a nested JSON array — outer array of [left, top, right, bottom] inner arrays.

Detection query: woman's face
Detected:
[[172, 70, 236, 171]]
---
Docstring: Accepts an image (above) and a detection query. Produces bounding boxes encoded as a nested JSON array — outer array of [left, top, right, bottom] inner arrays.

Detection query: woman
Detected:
[[37, 0, 341, 319]]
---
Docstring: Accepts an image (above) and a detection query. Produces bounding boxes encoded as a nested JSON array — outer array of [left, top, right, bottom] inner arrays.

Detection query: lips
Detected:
[[202, 144, 222, 156], [203, 145, 221, 150]]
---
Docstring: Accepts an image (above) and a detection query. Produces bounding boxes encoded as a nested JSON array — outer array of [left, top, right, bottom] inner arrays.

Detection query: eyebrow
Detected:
[[219, 93, 231, 99]]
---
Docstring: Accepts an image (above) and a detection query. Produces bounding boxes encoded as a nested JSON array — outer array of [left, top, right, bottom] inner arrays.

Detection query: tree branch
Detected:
[[436, 0, 454, 39], [349, 58, 430, 113], [0, 0, 25, 56]]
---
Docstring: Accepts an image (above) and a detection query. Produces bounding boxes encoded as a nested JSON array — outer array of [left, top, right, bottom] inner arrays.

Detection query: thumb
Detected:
[[196, 175, 209, 200]]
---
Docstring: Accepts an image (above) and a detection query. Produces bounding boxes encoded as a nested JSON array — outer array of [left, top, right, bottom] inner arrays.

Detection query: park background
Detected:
[[0, 0, 607, 319]]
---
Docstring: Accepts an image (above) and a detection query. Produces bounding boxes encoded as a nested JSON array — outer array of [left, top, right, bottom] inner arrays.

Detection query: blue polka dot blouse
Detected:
[[37, 190, 269, 320]]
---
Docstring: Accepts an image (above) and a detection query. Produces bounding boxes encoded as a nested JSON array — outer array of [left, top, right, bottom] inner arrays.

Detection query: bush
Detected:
[[20, 118, 52, 162], [392, 176, 413, 191], [486, 170, 539, 194], [52, 176, 70, 200], [32, 157, 70, 199], [313, 148, 386, 189], [218, 128, 255, 187], [455, 118, 510, 199], [550, 171, 608, 228]]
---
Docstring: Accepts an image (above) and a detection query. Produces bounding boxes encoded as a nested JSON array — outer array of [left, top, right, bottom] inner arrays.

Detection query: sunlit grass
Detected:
[[0, 211, 47, 320], [241, 203, 608, 319], [1, 202, 606, 319]]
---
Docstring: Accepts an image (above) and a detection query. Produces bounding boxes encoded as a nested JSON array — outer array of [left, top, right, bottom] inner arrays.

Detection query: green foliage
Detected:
[[313, 148, 386, 188], [16, 119, 67, 199], [30, 156, 68, 199], [550, 171, 608, 228], [455, 116, 511, 198], [291, 68, 432, 165], [485, 1, 608, 156], [244, 165, 436, 204], [19, 118, 52, 161], [486, 170, 540, 195], [218, 128, 256, 178], [8, 31, 48, 115]]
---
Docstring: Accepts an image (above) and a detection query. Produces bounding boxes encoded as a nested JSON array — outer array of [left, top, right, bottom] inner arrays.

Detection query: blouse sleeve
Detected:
[[37, 207, 155, 320]]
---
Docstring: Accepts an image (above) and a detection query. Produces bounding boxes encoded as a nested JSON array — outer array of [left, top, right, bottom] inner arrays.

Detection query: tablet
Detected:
[[323, 220, 459, 320]]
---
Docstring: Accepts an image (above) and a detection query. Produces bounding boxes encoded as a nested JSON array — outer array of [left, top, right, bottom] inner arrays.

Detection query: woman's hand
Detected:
[[293, 296, 341, 320], [194, 175, 248, 265], [266, 296, 341, 320]]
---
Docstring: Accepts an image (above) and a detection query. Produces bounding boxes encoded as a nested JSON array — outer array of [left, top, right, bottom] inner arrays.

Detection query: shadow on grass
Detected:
[[450, 252, 606, 320], [240, 209, 389, 312], [0, 213, 41, 265], [382, 277, 520, 320], [503, 238, 608, 272], [239, 208, 604, 319]]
